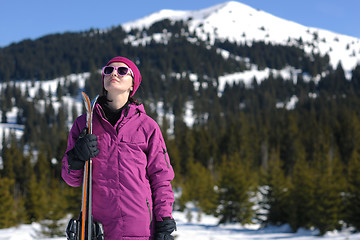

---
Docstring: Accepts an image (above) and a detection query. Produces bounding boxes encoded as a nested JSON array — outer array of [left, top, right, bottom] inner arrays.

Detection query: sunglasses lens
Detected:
[[103, 66, 114, 75], [117, 67, 129, 76]]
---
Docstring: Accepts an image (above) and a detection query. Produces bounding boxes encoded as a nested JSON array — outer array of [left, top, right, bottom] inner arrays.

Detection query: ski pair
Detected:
[[66, 92, 103, 240]]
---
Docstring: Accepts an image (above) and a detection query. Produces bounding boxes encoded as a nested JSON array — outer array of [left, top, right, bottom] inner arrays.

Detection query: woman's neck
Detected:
[[106, 92, 129, 110]]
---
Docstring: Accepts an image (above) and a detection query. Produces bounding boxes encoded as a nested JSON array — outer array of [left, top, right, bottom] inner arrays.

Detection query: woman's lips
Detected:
[[110, 78, 120, 82]]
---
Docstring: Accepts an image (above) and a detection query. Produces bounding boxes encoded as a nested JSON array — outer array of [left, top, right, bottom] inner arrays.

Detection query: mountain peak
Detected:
[[122, 1, 360, 72]]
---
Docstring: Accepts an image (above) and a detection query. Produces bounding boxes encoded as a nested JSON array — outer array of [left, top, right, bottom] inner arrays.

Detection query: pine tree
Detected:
[[261, 150, 291, 226], [288, 157, 316, 231], [217, 153, 255, 224], [35, 151, 51, 186], [166, 139, 182, 186], [56, 102, 68, 133], [56, 81, 63, 101], [39, 179, 67, 238], [193, 126, 214, 169], [180, 160, 217, 215], [0, 178, 16, 228], [345, 148, 360, 230], [312, 154, 345, 235], [63, 184, 82, 217], [85, 66, 102, 99], [25, 174, 47, 223], [174, 121, 193, 176], [279, 113, 305, 174], [350, 64, 360, 93], [1, 139, 15, 181], [13, 196, 26, 225]]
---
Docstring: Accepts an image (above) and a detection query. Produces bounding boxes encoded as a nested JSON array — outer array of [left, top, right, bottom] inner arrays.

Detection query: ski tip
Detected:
[[91, 95, 100, 107], [81, 91, 89, 101]]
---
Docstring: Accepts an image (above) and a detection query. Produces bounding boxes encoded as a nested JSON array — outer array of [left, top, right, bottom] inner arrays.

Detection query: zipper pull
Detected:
[[163, 148, 170, 168]]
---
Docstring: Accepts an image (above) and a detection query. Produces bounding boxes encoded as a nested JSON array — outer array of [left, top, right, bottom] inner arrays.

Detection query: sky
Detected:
[[0, 0, 359, 47]]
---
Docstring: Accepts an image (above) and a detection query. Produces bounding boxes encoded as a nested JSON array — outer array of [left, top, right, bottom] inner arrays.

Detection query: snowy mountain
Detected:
[[2, 1, 360, 146], [122, 1, 360, 73]]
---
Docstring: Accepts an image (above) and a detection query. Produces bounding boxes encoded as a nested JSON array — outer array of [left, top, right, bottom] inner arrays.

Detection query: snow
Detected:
[[218, 66, 301, 91], [122, 1, 360, 73], [1, 210, 360, 240], [0, 72, 87, 149]]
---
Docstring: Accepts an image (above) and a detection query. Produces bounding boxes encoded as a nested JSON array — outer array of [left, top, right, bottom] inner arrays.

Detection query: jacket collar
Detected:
[[95, 102, 146, 131]]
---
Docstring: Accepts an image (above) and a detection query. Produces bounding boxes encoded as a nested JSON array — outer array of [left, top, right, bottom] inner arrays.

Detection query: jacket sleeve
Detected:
[[146, 123, 175, 221], [61, 114, 87, 187]]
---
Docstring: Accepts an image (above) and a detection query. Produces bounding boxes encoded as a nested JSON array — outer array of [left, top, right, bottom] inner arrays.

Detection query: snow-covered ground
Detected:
[[1, 209, 360, 240]]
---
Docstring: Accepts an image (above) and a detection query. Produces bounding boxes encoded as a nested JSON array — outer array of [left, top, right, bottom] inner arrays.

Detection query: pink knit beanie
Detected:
[[102, 56, 141, 97]]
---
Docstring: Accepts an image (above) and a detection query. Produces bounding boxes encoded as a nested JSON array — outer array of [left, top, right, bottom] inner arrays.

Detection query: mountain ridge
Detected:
[[122, 1, 360, 72]]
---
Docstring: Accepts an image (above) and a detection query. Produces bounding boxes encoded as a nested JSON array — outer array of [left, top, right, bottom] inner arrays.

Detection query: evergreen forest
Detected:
[[1, 19, 360, 236]]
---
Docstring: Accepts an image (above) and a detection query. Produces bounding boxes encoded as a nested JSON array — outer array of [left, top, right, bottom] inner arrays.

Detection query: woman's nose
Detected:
[[111, 69, 118, 76]]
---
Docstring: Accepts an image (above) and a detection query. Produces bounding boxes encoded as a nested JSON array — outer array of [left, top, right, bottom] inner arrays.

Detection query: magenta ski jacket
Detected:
[[61, 102, 175, 240]]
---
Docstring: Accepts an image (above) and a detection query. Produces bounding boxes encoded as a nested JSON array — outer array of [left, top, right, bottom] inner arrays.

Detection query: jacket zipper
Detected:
[[146, 199, 152, 226], [163, 148, 170, 168]]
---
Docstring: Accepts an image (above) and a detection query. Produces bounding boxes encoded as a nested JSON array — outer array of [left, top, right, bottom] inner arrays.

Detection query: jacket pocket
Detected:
[[146, 199, 152, 227], [121, 134, 145, 143]]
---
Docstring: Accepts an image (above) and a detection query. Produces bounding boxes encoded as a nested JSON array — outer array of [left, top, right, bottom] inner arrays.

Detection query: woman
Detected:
[[62, 56, 176, 240]]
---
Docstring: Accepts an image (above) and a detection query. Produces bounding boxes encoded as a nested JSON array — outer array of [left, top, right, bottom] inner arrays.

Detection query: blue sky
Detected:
[[0, 0, 359, 47]]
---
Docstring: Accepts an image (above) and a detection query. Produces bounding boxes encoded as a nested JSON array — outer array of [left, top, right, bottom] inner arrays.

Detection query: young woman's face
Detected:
[[103, 62, 133, 96]]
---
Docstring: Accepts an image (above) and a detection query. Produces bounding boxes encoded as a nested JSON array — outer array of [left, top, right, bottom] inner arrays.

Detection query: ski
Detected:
[[80, 91, 99, 240]]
